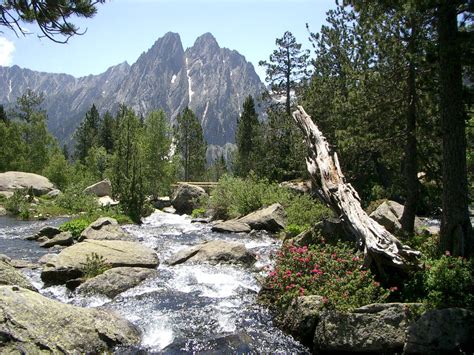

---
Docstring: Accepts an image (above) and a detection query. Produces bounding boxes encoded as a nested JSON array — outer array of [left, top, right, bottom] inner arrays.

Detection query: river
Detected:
[[0, 211, 309, 354]]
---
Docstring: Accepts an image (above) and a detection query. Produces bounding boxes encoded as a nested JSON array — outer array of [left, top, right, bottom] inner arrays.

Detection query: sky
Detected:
[[0, 0, 337, 82]]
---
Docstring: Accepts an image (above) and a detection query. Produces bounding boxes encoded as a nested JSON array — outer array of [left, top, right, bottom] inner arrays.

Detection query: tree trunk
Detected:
[[438, 0, 473, 256], [400, 24, 419, 236], [292, 106, 421, 273]]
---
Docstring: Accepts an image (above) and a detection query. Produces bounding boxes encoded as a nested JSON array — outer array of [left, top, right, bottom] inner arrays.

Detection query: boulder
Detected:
[[171, 183, 208, 215], [314, 303, 422, 353], [98, 195, 119, 207], [0, 260, 37, 291], [278, 295, 324, 347], [25, 225, 62, 241], [79, 217, 135, 242], [0, 206, 6, 216], [370, 200, 424, 235], [0, 171, 56, 196], [404, 308, 474, 354], [238, 203, 287, 232], [41, 239, 159, 285], [211, 220, 251, 233], [39, 231, 74, 248], [77, 267, 158, 298], [45, 189, 62, 198], [83, 178, 112, 197], [0, 286, 140, 353], [167, 240, 256, 267], [289, 218, 355, 246], [153, 196, 172, 209]]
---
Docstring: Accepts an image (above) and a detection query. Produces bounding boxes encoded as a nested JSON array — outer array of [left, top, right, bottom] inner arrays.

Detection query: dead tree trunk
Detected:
[[292, 106, 420, 273]]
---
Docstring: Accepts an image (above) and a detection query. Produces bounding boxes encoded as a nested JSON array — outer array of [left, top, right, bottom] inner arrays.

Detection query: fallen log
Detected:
[[292, 106, 420, 273]]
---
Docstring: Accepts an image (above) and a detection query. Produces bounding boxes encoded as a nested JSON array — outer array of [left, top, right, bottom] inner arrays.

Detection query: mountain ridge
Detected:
[[0, 31, 264, 152]]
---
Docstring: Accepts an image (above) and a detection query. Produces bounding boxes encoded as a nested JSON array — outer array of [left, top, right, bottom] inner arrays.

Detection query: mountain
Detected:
[[0, 32, 264, 151]]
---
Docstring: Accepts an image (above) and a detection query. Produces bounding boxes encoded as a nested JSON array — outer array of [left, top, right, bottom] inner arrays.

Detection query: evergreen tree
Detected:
[[142, 110, 174, 197], [259, 31, 311, 116], [98, 111, 115, 154], [234, 95, 261, 177], [0, 105, 7, 123], [175, 107, 207, 181], [208, 154, 228, 182], [14, 89, 45, 123], [74, 104, 101, 163], [111, 105, 145, 223]]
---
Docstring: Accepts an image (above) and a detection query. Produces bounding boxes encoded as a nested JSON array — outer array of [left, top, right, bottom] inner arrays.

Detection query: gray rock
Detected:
[[77, 267, 158, 298], [0, 260, 37, 291], [279, 295, 324, 347], [0, 286, 140, 353], [38, 225, 61, 238], [153, 196, 172, 209], [83, 178, 112, 197], [290, 218, 355, 246], [238, 203, 287, 232], [171, 183, 208, 215], [0, 171, 56, 196], [0, 205, 6, 216], [41, 239, 159, 285], [39, 231, 74, 248], [404, 308, 474, 354], [314, 303, 422, 353], [370, 200, 425, 235], [98, 195, 119, 207], [79, 217, 135, 242], [45, 188, 62, 198], [168, 240, 256, 267], [211, 220, 251, 233], [38, 253, 58, 265], [163, 206, 176, 214]]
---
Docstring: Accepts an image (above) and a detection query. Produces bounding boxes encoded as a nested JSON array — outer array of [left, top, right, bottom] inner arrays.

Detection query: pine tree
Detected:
[[111, 105, 145, 223], [259, 31, 311, 116], [98, 111, 115, 154], [74, 104, 101, 163], [175, 107, 207, 181], [142, 110, 174, 197], [234, 95, 261, 177]]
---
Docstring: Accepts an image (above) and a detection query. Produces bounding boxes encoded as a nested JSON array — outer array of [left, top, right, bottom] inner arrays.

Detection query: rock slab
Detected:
[[168, 240, 256, 267], [211, 220, 251, 233], [370, 200, 425, 234], [238, 203, 287, 232], [0, 286, 140, 353], [77, 267, 158, 298], [83, 178, 112, 197], [41, 239, 159, 284], [79, 217, 135, 242], [0, 260, 37, 291], [0, 171, 56, 196]]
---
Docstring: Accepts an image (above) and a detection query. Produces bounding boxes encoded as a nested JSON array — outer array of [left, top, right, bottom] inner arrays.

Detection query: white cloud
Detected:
[[0, 37, 15, 66]]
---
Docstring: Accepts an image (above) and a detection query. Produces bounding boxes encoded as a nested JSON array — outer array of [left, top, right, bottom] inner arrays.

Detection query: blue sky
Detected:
[[0, 0, 336, 81]]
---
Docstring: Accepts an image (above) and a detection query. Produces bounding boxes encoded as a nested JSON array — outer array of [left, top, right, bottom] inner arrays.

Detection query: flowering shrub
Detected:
[[265, 241, 391, 311]]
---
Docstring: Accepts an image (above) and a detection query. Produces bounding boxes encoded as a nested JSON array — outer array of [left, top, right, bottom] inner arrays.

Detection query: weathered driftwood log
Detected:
[[292, 106, 420, 273]]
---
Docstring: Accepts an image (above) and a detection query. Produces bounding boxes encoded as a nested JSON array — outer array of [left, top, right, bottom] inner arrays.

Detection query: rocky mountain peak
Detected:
[[192, 32, 220, 52]]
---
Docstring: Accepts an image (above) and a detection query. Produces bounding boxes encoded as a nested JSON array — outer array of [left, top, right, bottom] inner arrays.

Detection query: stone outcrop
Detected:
[[0, 171, 56, 196], [211, 220, 251, 233], [0, 259, 37, 291], [79, 217, 135, 242], [41, 239, 159, 285], [314, 303, 423, 353], [238, 203, 287, 232], [278, 295, 324, 347], [404, 308, 474, 354], [83, 179, 113, 197], [39, 231, 74, 248], [370, 200, 425, 235], [171, 183, 208, 215], [167, 240, 256, 267], [77, 267, 158, 298], [0, 286, 140, 353]]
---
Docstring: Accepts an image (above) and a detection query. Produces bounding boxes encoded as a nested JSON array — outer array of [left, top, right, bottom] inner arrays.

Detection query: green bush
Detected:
[[191, 208, 206, 218], [209, 174, 332, 228], [56, 184, 98, 213], [80, 252, 110, 279], [60, 218, 92, 238], [424, 254, 474, 310], [264, 241, 391, 311], [4, 189, 30, 218], [284, 223, 309, 238]]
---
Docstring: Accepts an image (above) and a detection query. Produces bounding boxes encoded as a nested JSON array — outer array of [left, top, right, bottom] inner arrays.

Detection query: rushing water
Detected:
[[0, 211, 309, 354]]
